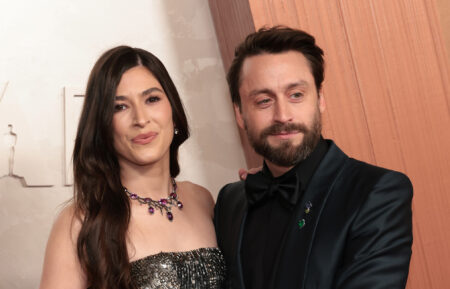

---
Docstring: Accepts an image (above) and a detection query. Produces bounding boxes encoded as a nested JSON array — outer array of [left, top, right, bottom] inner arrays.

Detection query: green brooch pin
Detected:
[[298, 218, 306, 229]]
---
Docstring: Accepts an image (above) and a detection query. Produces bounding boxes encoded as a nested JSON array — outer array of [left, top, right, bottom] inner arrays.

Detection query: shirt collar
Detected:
[[260, 136, 329, 203]]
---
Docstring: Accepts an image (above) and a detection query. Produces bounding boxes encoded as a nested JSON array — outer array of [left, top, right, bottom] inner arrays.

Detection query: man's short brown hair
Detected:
[[227, 26, 325, 107]]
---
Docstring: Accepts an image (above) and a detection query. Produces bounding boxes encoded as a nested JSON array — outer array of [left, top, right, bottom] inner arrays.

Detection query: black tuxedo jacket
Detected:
[[214, 141, 413, 289]]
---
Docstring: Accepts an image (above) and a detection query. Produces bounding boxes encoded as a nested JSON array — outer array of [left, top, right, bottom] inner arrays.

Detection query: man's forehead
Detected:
[[241, 51, 311, 77], [239, 53, 314, 93]]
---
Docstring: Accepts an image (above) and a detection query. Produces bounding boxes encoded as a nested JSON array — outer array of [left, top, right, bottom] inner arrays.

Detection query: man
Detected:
[[214, 26, 413, 289]]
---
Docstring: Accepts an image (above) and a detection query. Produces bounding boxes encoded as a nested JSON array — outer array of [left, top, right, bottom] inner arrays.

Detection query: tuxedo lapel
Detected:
[[235, 213, 247, 289], [273, 142, 349, 289]]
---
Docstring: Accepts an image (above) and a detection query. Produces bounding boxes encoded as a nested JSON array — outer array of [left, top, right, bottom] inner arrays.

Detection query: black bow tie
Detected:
[[245, 171, 300, 207]]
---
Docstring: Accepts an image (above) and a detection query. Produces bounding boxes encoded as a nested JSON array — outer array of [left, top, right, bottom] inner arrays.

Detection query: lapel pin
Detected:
[[298, 218, 306, 229], [305, 201, 312, 214]]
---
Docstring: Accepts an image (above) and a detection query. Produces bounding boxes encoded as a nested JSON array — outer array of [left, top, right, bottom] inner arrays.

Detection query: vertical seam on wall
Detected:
[[423, 0, 450, 112], [370, 0, 411, 175], [336, 0, 376, 164]]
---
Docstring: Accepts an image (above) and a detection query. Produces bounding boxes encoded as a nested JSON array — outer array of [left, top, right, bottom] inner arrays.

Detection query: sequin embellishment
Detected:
[[130, 247, 226, 289]]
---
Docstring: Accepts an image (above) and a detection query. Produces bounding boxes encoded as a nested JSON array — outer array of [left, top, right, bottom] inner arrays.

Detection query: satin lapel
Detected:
[[236, 213, 247, 289], [273, 142, 349, 289]]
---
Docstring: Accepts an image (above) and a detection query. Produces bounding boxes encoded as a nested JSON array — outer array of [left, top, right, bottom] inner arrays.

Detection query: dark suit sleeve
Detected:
[[336, 171, 413, 289], [214, 184, 229, 250]]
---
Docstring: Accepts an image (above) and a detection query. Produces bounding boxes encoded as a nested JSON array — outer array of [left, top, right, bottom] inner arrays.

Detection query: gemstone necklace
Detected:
[[124, 178, 183, 221]]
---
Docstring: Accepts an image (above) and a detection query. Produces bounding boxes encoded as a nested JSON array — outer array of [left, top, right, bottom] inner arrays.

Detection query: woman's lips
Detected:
[[132, 132, 157, 144]]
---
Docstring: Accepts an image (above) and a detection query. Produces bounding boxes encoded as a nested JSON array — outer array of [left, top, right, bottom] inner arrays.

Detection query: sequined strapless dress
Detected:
[[130, 247, 226, 289]]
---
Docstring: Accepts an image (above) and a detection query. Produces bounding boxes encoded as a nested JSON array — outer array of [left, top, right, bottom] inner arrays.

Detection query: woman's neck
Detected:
[[119, 159, 172, 200]]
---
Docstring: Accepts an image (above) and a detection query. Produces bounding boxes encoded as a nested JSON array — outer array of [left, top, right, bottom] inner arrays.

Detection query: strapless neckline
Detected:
[[130, 247, 226, 288], [130, 247, 221, 264]]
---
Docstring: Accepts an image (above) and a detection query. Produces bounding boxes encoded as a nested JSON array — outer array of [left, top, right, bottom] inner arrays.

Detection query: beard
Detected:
[[245, 108, 322, 167]]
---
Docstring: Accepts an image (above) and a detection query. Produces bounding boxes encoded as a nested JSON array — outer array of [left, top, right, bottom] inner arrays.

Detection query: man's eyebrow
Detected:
[[247, 80, 309, 98], [248, 88, 273, 98], [285, 80, 309, 90]]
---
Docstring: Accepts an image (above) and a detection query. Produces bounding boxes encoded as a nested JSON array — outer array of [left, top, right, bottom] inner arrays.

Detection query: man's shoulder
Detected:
[[335, 156, 413, 205], [327, 140, 410, 183], [325, 141, 412, 200], [347, 157, 411, 185], [217, 180, 246, 205]]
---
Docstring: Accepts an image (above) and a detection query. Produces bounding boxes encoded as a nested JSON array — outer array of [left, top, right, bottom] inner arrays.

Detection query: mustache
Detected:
[[260, 122, 308, 137]]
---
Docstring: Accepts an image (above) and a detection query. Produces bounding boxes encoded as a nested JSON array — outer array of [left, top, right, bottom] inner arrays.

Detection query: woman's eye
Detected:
[[114, 104, 127, 111], [146, 96, 160, 103]]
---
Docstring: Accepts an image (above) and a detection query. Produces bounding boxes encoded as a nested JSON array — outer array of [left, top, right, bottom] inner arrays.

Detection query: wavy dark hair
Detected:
[[72, 46, 189, 289], [227, 26, 325, 108]]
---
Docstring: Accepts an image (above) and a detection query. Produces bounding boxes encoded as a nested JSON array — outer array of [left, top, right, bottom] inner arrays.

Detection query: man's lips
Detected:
[[132, 132, 158, 144], [269, 131, 299, 139]]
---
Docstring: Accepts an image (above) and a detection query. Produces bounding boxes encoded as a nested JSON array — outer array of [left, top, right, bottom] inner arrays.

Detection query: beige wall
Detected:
[[0, 0, 245, 288]]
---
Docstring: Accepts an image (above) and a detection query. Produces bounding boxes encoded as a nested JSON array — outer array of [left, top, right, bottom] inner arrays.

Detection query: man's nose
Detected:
[[273, 98, 293, 123]]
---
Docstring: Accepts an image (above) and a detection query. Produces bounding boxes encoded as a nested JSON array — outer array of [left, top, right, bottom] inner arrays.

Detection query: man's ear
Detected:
[[234, 104, 245, 130], [318, 91, 326, 113]]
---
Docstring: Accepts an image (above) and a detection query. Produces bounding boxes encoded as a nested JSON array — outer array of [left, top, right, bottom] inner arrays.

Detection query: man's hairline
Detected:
[[234, 50, 321, 111]]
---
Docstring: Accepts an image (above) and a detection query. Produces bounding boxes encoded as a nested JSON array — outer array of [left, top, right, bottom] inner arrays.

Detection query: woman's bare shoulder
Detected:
[[52, 203, 83, 241], [177, 181, 215, 212], [39, 202, 86, 289]]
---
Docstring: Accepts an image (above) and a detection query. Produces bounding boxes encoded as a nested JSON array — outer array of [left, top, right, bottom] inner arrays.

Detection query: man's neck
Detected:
[[264, 160, 294, 178]]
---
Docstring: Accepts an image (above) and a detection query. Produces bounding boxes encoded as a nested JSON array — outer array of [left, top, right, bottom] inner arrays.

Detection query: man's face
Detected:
[[235, 51, 325, 169]]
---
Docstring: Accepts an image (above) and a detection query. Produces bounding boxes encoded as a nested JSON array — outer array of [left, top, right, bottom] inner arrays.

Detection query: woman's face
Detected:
[[112, 65, 174, 169]]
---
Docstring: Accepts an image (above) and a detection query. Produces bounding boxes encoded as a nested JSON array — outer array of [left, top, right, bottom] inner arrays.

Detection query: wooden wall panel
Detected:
[[208, 0, 262, 167], [209, 0, 450, 288], [338, 1, 450, 288], [208, 0, 255, 70], [434, 0, 450, 63]]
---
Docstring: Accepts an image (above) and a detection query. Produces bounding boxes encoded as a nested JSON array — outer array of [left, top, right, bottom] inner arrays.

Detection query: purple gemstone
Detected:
[[144, 198, 151, 203], [170, 192, 177, 199], [177, 201, 183, 209], [306, 201, 313, 209], [167, 212, 173, 221], [130, 194, 138, 199], [159, 198, 168, 205], [148, 207, 155, 214]]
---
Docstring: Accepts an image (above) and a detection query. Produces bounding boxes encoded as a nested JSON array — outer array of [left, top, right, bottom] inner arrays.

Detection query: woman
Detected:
[[39, 46, 225, 289]]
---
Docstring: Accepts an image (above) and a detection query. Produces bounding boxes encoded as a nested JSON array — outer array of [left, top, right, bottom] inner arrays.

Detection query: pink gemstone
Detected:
[[130, 194, 138, 199], [148, 207, 155, 214], [167, 212, 173, 221], [177, 201, 183, 209], [170, 192, 177, 199], [159, 199, 168, 205], [144, 198, 151, 203]]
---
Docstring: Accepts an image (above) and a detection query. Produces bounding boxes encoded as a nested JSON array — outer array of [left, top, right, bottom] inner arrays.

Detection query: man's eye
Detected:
[[146, 96, 160, 103], [290, 92, 303, 99], [257, 98, 271, 105]]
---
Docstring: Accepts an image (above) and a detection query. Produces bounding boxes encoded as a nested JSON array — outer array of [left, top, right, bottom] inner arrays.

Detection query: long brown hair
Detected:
[[73, 46, 189, 289]]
